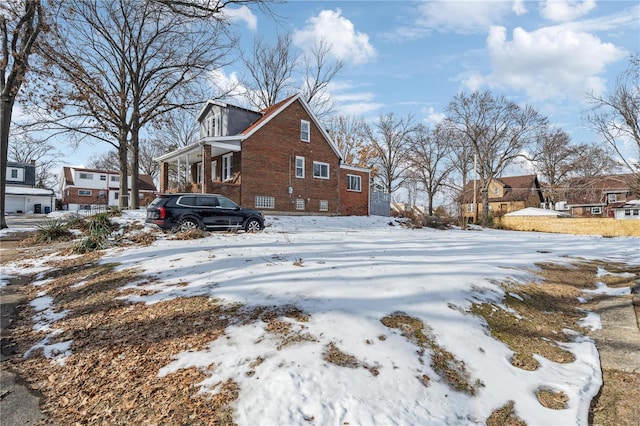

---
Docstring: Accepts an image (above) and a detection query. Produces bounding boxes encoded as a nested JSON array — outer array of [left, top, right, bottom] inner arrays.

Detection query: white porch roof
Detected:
[[155, 137, 242, 165]]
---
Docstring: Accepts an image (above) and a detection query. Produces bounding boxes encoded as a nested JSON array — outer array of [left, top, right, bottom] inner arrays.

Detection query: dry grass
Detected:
[[486, 401, 527, 426], [535, 388, 569, 410], [322, 342, 380, 376], [380, 312, 482, 395], [590, 370, 640, 425], [170, 229, 210, 240]]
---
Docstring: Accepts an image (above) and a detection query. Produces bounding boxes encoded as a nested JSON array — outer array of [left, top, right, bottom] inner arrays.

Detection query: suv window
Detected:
[[178, 195, 197, 206], [197, 196, 219, 207], [218, 196, 238, 209]]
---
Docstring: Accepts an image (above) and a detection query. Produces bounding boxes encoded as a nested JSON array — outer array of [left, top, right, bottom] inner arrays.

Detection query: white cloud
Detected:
[[513, 0, 529, 16], [465, 25, 627, 101], [411, 0, 513, 34], [421, 106, 446, 125], [292, 9, 376, 65], [208, 69, 251, 106], [540, 0, 596, 23], [223, 6, 257, 31]]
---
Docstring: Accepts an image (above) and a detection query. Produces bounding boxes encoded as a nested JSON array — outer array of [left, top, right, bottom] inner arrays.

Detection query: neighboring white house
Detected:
[[4, 160, 56, 214], [611, 200, 640, 220], [59, 166, 157, 211], [5, 186, 56, 214]]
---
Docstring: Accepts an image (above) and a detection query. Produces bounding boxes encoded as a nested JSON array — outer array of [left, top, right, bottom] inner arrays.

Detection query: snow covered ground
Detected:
[[2, 210, 639, 425]]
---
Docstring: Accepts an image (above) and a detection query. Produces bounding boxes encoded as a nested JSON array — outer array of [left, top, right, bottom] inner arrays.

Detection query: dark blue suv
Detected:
[[146, 193, 264, 232]]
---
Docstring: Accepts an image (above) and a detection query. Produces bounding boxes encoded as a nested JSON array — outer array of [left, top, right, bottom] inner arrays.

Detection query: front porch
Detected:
[[156, 138, 243, 202]]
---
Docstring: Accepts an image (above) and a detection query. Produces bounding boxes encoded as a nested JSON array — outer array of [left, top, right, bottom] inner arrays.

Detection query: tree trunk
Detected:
[[0, 96, 14, 229], [481, 188, 490, 227], [118, 137, 129, 209]]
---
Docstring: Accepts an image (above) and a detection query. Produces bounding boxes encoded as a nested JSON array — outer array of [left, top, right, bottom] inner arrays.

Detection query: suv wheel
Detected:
[[179, 217, 202, 231], [244, 218, 262, 232]]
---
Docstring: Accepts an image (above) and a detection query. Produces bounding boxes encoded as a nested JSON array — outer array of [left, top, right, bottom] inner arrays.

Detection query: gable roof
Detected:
[[196, 100, 258, 122], [240, 94, 343, 160], [460, 174, 542, 203], [62, 166, 157, 191], [564, 174, 635, 206]]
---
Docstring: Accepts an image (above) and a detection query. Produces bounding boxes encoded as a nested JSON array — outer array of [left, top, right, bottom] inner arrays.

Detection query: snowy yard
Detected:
[[2, 211, 638, 425]]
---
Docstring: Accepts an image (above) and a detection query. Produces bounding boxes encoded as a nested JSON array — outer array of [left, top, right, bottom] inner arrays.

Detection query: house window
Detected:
[[295, 156, 305, 178], [114, 192, 119, 200], [466, 204, 474, 213], [222, 153, 233, 181], [500, 203, 507, 212], [300, 120, 310, 142], [100, 175, 106, 181], [591, 207, 602, 215], [625, 209, 631, 216], [493, 187, 499, 196], [319, 200, 328, 212], [98, 191, 106, 199], [206, 113, 221, 137], [607, 194, 617, 203], [7, 168, 24, 181], [313, 161, 329, 179], [110, 176, 119, 182], [347, 174, 361, 192], [255, 196, 275, 209], [211, 160, 218, 181], [634, 209, 639, 216], [78, 189, 92, 196], [79, 173, 93, 180], [296, 198, 305, 210]]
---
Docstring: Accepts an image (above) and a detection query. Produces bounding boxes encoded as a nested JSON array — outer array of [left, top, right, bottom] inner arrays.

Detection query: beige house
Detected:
[[460, 175, 544, 223]]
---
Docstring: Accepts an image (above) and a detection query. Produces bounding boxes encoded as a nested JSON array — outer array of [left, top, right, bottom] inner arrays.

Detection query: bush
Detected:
[[35, 218, 73, 243], [73, 234, 111, 254]]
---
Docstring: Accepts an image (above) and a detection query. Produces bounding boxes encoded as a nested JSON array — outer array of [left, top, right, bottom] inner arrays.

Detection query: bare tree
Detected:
[[138, 138, 166, 182], [366, 112, 416, 194], [325, 114, 375, 168], [242, 33, 298, 110], [572, 143, 620, 178], [1, 0, 47, 228], [9, 132, 59, 188], [32, 0, 238, 209], [531, 127, 578, 204], [301, 38, 343, 119], [445, 90, 548, 226], [406, 123, 455, 216], [585, 53, 640, 194], [88, 150, 120, 172], [151, 107, 200, 149]]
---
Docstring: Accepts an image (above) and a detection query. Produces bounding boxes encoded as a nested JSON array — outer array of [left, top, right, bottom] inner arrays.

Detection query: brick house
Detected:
[[560, 174, 636, 218], [459, 174, 544, 223], [156, 94, 370, 215], [60, 166, 157, 211]]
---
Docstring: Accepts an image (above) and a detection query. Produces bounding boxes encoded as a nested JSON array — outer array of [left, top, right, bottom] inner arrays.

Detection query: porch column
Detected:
[[160, 162, 169, 192], [202, 144, 212, 193]]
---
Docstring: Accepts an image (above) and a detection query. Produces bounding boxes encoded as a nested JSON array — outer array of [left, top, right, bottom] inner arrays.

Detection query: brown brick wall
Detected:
[[340, 168, 370, 215], [240, 100, 341, 214]]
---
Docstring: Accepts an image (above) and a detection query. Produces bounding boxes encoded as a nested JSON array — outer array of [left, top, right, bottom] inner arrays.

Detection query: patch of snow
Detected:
[[583, 282, 631, 296]]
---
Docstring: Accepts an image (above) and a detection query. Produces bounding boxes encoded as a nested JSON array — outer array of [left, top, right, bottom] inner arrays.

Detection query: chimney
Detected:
[[30, 159, 36, 165]]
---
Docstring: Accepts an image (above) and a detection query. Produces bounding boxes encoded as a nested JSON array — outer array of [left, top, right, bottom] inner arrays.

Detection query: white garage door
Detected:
[[5, 196, 26, 213]]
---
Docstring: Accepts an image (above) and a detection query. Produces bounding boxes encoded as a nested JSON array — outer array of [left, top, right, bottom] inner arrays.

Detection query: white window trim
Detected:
[[78, 189, 92, 196], [79, 173, 93, 180], [347, 174, 362, 192], [319, 200, 328, 212], [295, 156, 305, 178], [607, 194, 617, 203], [211, 160, 218, 181], [300, 120, 310, 142], [591, 206, 602, 215], [313, 161, 330, 179], [296, 198, 305, 210], [222, 153, 233, 181]]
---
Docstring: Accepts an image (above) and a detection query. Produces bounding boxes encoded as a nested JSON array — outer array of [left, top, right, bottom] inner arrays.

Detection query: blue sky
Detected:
[[62, 0, 639, 167]]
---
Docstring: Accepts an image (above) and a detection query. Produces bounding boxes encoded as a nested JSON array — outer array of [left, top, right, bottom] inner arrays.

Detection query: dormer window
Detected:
[[300, 120, 310, 142], [205, 113, 221, 137]]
